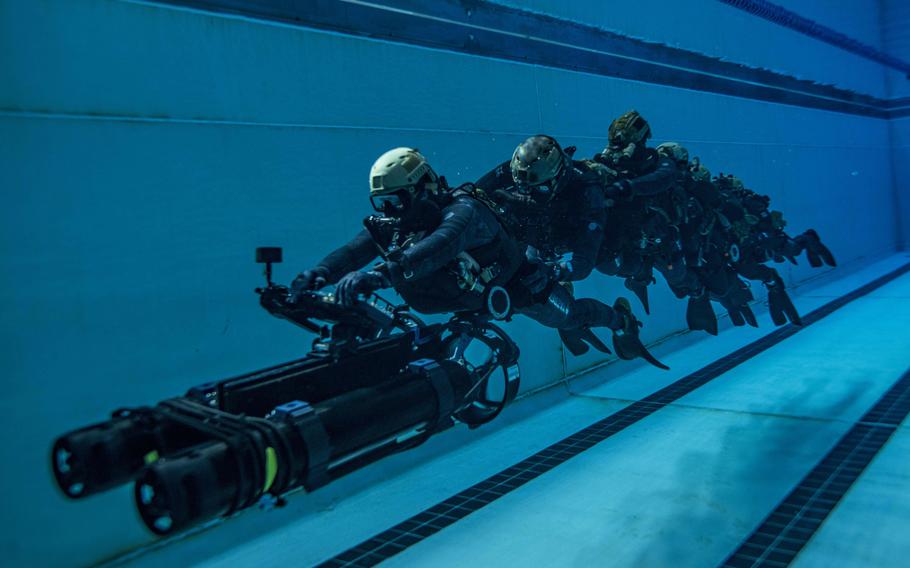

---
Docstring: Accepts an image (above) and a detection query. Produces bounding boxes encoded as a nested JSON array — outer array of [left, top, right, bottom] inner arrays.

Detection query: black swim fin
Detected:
[[686, 293, 718, 336], [611, 297, 669, 370]]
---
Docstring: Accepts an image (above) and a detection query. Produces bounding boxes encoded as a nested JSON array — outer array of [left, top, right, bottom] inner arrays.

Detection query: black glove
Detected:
[[288, 267, 329, 303], [520, 261, 551, 294], [335, 270, 389, 307], [604, 180, 630, 199], [552, 261, 571, 281]]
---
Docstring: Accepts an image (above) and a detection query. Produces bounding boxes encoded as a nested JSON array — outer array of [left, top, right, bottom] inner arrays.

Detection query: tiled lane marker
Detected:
[[719, 369, 910, 568]]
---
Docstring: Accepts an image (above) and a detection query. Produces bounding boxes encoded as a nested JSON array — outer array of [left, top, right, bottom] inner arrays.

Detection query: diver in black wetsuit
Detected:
[[476, 138, 605, 284], [648, 142, 758, 334], [709, 172, 836, 326], [288, 147, 521, 316], [476, 136, 666, 367], [288, 147, 657, 362], [591, 111, 720, 332], [656, 143, 835, 328]]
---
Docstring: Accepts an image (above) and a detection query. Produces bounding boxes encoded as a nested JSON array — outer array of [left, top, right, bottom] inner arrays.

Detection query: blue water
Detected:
[[1, 1, 908, 566]]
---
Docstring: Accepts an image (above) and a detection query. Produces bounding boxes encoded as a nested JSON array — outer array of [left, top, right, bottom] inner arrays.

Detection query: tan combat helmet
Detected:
[[510, 135, 569, 191], [656, 142, 689, 166], [369, 147, 439, 211], [607, 110, 652, 148]]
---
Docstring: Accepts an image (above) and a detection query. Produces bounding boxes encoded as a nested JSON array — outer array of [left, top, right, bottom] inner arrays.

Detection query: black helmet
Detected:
[[510, 135, 570, 197]]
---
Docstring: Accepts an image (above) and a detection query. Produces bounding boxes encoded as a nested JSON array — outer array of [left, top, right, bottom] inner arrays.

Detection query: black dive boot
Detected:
[[611, 297, 669, 370], [766, 273, 802, 326], [686, 289, 718, 335], [796, 229, 837, 268]]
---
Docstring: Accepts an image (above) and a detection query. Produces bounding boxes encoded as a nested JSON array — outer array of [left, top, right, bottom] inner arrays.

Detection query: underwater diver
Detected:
[[475, 136, 666, 367], [288, 147, 520, 316], [475, 135, 607, 284], [709, 172, 836, 325], [657, 142, 835, 327], [710, 173, 836, 270], [651, 142, 757, 333], [289, 147, 657, 362], [591, 111, 719, 331]]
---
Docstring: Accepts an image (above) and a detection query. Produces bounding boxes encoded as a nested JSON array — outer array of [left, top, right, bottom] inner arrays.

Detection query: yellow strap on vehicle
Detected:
[[263, 447, 278, 493]]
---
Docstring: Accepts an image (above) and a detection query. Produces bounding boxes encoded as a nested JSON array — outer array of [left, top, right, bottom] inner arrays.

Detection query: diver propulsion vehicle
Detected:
[[51, 247, 521, 536]]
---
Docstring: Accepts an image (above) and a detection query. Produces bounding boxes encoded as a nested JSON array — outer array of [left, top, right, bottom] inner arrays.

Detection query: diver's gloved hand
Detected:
[[520, 261, 551, 294], [335, 270, 389, 307], [604, 180, 631, 199], [549, 261, 568, 282], [288, 267, 329, 303]]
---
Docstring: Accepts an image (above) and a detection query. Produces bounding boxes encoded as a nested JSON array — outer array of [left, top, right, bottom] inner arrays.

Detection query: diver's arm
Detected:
[[383, 199, 494, 285], [559, 186, 606, 281], [475, 160, 512, 192], [612, 157, 679, 197], [316, 229, 380, 284]]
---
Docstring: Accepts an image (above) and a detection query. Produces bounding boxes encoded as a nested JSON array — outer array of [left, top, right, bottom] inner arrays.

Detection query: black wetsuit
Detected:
[[314, 193, 521, 314], [476, 159, 607, 282], [313, 190, 620, 333], [594, 147, 702, 298], [474, 160, 623, 338]]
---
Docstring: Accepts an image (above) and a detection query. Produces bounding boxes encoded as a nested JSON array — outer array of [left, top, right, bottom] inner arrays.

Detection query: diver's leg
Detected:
[[517, 283, 616, 355], [795, 229, 837, 267], [654, 254, 718, 335], [737, 262, 801, 326], [516, 284, 666, 368], [595, 252, 653, 314], [710, 265, 758, 328], [623, 254, 653, 314]]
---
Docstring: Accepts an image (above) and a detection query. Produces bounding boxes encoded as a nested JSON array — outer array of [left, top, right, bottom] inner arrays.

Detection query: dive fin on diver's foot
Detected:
[[624, 278, 650, 314], [768, 296, 786, 326], [686, 295, 718, 335], [558, 328, 613, 356], [806, 248, 822, 268], [803, 229, 837, 268], [581, 328, 612, 354], [611, 297, 669, 370], [558, 329, 590, 356], [815, 240, 837, 267], [612, 332, 669, 369], [742, 304, 758, 327], [727, 306, 746, 326], [780, 291, 802, 326], [768, 286, 802, 326]]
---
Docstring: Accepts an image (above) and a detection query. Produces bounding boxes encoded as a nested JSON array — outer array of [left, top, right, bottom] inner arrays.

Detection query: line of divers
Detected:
[[288, 111, 836, 368]]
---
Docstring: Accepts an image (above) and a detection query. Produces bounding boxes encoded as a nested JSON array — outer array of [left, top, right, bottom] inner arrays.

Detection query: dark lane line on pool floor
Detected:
[[719, 367, 910, 568]]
